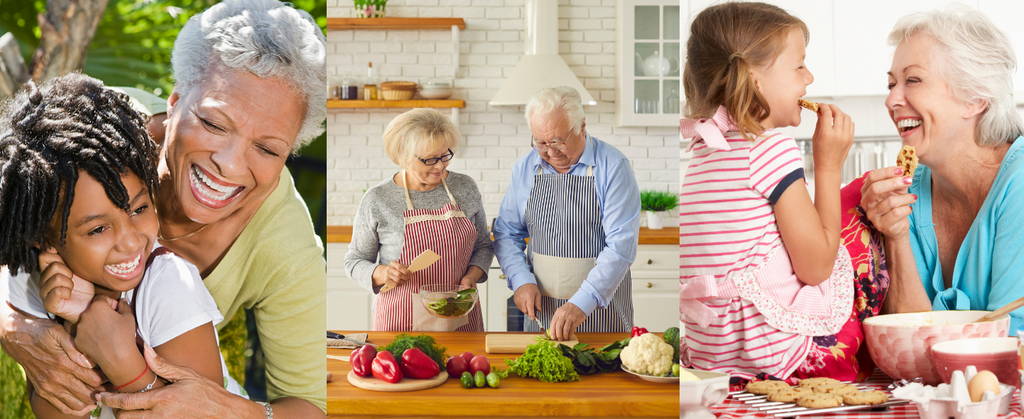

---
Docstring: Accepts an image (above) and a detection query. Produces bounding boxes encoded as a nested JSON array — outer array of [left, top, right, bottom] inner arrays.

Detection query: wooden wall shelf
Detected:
[[326, 18, 466, 30], [327, 100, 465, 109]]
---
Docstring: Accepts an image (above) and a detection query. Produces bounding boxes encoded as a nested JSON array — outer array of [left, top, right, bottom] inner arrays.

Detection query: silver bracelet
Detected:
[[138, 375, 159, 393], [255, 401, 273, 419]]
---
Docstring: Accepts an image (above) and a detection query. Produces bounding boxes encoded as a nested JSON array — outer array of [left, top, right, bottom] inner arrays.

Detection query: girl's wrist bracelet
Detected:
[[113, 366, 148, 390]]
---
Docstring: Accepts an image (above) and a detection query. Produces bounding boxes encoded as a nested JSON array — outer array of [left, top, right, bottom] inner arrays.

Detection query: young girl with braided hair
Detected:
[[0, 73, 244, 419], [679, 2, 859, 383]]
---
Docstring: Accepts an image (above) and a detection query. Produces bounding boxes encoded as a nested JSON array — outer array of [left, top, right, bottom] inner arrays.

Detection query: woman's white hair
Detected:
[[889, 5, 1023, 146], [525, 86, 586, 136], [383, 108, 461, 168], [172, 0, 326, 152]]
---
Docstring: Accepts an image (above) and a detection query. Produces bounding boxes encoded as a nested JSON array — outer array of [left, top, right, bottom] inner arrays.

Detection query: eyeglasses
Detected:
[[418, 149, 454, 166], [531, 137, 569, 153]]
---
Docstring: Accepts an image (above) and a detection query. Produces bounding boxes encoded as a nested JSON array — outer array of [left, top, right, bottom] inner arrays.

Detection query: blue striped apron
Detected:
[[523, 153, 633, 333]]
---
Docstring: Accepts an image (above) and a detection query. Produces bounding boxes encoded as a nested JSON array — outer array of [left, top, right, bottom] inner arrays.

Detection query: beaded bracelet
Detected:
[[113, 366, 148, 390]]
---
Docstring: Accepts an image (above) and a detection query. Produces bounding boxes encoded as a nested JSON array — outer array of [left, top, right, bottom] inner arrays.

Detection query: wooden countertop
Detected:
[[327, 331, 678, 418], [327, 226, 678, 245]]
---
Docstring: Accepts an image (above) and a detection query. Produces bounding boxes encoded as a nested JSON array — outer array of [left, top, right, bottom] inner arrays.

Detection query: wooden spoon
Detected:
[[974, 294, 1024, 323]]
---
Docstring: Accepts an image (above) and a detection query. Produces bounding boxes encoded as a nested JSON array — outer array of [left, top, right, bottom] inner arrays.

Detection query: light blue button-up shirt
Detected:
[[908, 136, 1024, 335], [493, 134, 641, 315]]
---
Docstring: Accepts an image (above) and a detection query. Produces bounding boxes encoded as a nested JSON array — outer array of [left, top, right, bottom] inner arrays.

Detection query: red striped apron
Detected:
[[372, 171, 484, 331]]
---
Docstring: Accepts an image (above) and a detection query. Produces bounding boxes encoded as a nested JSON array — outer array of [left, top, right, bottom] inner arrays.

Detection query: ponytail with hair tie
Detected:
[[683, 2, 807, 142]]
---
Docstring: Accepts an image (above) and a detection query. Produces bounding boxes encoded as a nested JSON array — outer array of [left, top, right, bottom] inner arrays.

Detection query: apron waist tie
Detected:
[[680, 275, 739, 328]]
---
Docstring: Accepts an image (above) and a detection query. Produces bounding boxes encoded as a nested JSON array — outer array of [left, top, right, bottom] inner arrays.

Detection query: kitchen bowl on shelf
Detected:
[[419, 81, 453, 100], [931, 337, 1018, 387], [862, 311, 1009, 385], [679, 368, 729, 419], [419, 284, 477, 319]]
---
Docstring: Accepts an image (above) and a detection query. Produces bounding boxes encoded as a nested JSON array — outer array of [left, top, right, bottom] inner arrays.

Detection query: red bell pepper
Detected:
[[351, 345, 376, 377], [630, 326, 649, 337], [400, 347, 440, 379], [372, 350, 403, 383]]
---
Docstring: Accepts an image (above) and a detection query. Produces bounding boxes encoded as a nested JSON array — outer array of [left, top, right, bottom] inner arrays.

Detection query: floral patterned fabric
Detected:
[[728, 175, 891, 390]]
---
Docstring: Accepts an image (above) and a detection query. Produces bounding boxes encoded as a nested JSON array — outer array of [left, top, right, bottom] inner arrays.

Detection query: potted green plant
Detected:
[[640, 189, 678, 230], [354, 0, 387, 18]]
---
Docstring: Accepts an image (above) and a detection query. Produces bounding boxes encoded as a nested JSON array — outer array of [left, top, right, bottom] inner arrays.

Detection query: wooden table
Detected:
[[328, 331, 678, 418]]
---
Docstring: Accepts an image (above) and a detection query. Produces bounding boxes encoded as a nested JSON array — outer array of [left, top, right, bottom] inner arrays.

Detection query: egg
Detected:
[[967, 370, 1000, 403]]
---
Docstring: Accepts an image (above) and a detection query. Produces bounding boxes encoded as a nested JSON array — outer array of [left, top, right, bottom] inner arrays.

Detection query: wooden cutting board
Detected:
[[484, 333, 579, 353], [347, 370, 448, 392]]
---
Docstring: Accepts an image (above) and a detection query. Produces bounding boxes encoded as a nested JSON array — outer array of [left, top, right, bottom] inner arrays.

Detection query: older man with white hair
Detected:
[[493, 86, 641, 341]]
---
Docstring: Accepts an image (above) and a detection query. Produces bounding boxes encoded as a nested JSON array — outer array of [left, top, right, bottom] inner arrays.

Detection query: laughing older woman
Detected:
[[861, 7, 1024, 334], [0, 0, 327, 417]]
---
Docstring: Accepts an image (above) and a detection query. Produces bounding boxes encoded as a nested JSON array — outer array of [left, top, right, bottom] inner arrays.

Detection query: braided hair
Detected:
[[0, 73, 159, 274]]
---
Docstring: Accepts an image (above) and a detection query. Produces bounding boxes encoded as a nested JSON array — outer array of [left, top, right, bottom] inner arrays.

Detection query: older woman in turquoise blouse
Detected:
[[861, 7, 1024, 333]]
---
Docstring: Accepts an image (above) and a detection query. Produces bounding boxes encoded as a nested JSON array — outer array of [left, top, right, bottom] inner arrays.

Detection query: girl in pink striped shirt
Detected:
[[679, 2, 857, 382]]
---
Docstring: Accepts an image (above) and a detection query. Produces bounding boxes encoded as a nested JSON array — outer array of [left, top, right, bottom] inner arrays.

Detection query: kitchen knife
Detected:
[[533, 314, 550, 340], [327, 331, 378, 347], [379, 249, 440, 293]]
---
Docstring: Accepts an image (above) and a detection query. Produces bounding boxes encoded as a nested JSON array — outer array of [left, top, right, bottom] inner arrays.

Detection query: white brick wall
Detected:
[[328, 0, 680, 226]]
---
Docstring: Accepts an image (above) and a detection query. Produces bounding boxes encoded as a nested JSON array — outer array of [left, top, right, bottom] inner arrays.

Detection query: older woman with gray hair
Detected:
[[346, 108, 492, 331], [861, 6, 1024, 333], [0, 0, 327, 417]]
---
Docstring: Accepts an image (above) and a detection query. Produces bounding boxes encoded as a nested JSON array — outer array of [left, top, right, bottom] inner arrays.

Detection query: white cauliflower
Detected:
[[619, 333, 674, 376]]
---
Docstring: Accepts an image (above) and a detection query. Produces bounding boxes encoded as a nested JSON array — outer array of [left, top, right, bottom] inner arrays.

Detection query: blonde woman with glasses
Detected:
[[346, 108, 493, 331]]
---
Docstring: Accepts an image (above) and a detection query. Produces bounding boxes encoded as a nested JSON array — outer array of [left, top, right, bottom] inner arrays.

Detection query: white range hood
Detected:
[[489, 0, 597, 106]]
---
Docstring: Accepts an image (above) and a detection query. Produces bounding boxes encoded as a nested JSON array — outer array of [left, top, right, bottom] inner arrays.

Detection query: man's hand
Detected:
[[1, 308, 101, 415], [38, 248, 95, 324], [549, 303, 586, 341], [513, 283, 542, 321]]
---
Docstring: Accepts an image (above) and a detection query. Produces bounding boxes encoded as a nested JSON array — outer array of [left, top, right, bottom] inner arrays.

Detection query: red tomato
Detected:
[[460, 351, 475, 364], [446, 355, 468, 377], [469, 355, 491, 375]]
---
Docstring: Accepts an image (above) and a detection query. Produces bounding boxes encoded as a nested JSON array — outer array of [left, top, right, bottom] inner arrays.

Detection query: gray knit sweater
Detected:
[[345, 171, 494, 294]]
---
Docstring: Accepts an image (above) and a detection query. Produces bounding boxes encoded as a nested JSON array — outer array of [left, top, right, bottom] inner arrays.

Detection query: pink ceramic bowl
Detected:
[[862, 311, 1009, 385], [931, 337, 1019, 387]]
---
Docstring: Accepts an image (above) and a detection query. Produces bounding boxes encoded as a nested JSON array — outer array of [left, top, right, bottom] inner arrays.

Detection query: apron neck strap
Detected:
[[401, 170, 458, 211], [536, 164, 594, 177]]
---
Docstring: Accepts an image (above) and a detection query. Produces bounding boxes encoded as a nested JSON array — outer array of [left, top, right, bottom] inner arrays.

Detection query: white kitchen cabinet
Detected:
[[326, 242, 374, 330], [616, 0, 682, 127], [629, 245, 679, 333]]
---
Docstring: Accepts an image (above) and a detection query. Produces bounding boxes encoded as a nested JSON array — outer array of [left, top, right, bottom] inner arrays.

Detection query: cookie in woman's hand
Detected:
[[897, 145, 918, 177]]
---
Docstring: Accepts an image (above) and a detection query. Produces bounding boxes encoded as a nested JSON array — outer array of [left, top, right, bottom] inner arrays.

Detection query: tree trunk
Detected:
[[30, 0, 110, 82], [0, 33, 29, 99], [0, 0, 108, 101]]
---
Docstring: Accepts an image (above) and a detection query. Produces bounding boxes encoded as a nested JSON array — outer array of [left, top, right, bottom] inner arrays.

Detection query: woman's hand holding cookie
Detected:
[[860, 166, 918, 240]]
